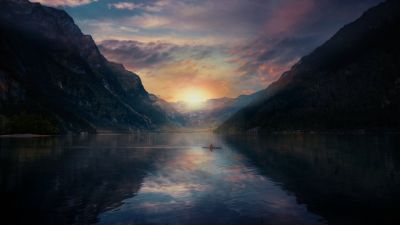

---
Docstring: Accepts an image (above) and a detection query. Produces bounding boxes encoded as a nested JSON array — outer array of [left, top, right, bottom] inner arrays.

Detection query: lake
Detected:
[[1, 133, 400, 225]]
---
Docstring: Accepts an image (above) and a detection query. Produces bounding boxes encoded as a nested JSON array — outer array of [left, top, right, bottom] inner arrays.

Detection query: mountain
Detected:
[[0, 0, 184, 134], [172, 91, 265, 129], [217, 0, 400, 134]]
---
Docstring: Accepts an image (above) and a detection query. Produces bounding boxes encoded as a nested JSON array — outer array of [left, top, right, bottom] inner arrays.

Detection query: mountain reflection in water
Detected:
[[0, 133, 399, 225]]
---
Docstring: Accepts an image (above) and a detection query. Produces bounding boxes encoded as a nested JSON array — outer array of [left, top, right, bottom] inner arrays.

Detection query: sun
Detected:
[[183, 89, 208, 105]]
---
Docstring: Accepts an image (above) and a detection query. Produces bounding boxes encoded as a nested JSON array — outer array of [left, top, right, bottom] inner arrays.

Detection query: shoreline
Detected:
[[0, 133, 56, 138], [2, 129, 400, 138], [215, 128, 400, 136]]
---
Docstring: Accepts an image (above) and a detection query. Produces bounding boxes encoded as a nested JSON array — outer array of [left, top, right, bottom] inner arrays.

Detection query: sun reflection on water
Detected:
[[95, 135, 326, 225]]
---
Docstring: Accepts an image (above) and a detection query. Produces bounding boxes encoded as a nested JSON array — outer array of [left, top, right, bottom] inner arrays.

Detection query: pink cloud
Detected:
[[108, 2, 144, 11], [31, 0, 97, 7], [261, 0, 317, 36]]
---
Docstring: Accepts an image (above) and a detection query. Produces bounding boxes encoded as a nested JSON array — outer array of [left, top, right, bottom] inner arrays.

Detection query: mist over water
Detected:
[[1, 133, 399, 225]]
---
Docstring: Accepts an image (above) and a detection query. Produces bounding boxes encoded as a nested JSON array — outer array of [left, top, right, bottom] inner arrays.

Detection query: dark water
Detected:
[[1, 133, 400, 225]]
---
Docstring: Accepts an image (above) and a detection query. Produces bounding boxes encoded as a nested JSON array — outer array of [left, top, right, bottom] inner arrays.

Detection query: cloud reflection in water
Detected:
[[96, 135, 325, 225]]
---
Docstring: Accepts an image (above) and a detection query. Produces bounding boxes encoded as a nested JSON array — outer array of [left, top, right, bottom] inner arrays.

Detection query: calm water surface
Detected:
[[1, 133, 400, 225]]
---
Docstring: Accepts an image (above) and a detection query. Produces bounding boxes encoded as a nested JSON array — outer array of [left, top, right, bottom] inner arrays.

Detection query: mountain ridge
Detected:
[[217, 0, 400, 134], [171, 90, 266, 129], [0, 0, 184, 134]]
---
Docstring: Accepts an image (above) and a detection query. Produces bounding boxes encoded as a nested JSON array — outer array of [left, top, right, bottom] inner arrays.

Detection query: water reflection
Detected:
[[0, 134, 163, 225], [1, 133, 399, 225], [224, 134, 400, 225]]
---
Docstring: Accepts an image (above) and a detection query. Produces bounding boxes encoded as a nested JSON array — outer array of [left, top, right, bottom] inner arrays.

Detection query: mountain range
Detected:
[[217, 0, 400, 134], [1, 0, 399, 135], [0, 0, 184, 134], [171, 91, 265, 129]]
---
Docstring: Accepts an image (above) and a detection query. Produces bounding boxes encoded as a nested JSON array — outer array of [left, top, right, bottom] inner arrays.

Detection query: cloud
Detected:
[[31, 0, 97, 7], [230, 35, 322, 84], [98, 40, 175, 70], [122, 0, 269, 35], [127, 14, 171, 29], [108, 2, 143, 11], [107, 0, 170, 12], [98, 39, 216, 71]]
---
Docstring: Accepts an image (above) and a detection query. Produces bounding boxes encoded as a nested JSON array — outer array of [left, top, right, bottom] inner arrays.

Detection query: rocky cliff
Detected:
[[0, 0, 184, 134]]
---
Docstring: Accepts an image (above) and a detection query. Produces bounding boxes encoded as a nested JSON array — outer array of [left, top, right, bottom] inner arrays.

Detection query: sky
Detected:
[[32, 0, 383, 102]]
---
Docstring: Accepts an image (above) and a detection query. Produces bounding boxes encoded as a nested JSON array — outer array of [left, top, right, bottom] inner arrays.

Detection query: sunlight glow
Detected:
[[183, 89, 208, 105]]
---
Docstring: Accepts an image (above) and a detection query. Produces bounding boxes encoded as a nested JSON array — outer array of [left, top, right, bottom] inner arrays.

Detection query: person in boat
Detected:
[[209, 144, 214, 149]]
